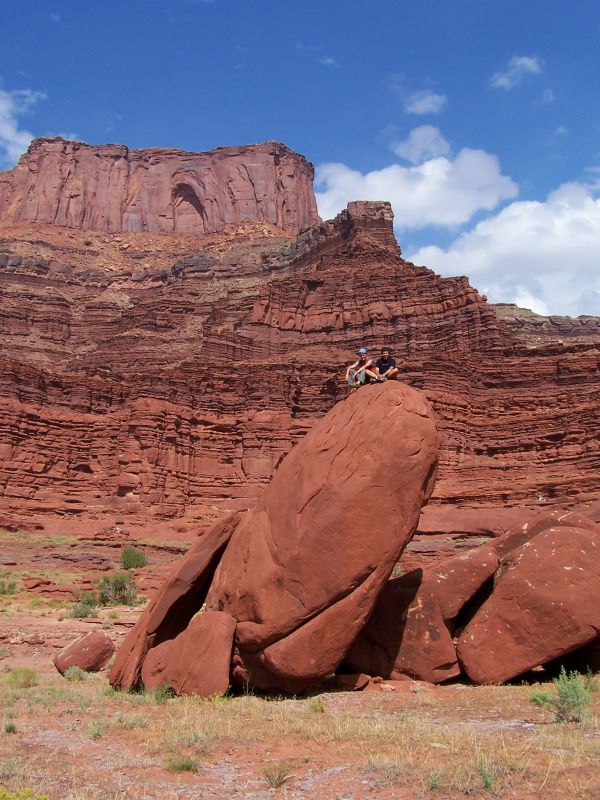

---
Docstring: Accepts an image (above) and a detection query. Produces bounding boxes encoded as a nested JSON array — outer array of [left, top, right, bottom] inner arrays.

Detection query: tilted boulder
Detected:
[[206, 381, 439, 692], [109, 511, 240, 690], [457, 525, 600, 684], [54, 631, 114, 675]]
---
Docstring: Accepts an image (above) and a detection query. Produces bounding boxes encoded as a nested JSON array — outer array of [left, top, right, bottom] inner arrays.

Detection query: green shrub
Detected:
[[0, 790, 49, 800], [146, 683, 175, 704], [6, 668, 38, 689], [120, 546, 147, 570], [531, 666, 597, 722], [64, 666, 89, 681], [0, 577, 18, 596], [165, 755, 198, 773], [70, 591, 99, 618], [307, 695, 325, 713], [3, 722, 17, 734], [97, 573, 136, 606]]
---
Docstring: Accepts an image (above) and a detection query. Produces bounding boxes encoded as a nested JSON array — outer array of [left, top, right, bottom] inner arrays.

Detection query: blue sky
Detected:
[[1, 0, 600, 316]]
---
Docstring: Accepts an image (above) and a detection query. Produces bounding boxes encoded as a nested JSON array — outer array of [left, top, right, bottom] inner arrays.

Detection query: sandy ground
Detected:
[[1, 529, 599, 800]]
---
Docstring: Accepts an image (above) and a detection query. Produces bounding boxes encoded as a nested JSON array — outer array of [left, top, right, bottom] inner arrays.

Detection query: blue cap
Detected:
[[357, 347, 367, 355]]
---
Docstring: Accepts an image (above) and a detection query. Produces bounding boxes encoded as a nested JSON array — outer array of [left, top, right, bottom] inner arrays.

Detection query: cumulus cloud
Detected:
[[404, 90, 447, 115], [490, 55, 543, 90], [315, 146, 517, 229], [408, 183, 600, 317], [0, 88, 45, 168], [393, 125, 450, 164]]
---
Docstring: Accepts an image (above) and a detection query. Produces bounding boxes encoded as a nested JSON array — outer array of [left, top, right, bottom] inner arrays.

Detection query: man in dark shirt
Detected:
[[375, 347, 399, 380]]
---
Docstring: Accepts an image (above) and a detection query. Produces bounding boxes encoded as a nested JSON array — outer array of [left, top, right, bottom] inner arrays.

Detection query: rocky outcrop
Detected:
[[111, 382, 439, 695], [346, 510, 600, 684], [0, 158, 599, 554], [0, 138, 319, 235]]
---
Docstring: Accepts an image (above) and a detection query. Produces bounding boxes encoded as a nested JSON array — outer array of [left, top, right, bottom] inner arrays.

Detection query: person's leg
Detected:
[[364, 368, 384, 382], [387, 367, 399, 380]]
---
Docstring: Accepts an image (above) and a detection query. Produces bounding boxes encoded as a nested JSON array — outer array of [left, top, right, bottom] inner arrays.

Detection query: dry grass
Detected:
[[0, 670, 599, 799]]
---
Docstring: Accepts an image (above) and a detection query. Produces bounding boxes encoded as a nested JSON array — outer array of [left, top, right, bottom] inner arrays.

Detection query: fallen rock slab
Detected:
[[109, 511, 240, 690], [457, 526, 600, 684], [141, 611, 236, 697]]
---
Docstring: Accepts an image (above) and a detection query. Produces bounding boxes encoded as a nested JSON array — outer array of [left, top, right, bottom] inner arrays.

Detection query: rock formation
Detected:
[[54, 630, 114, 675], [0, 137, 599, 565], [346, 509, 600, 685], [110, 381, 439, 694], [0, 137, 319, 235]]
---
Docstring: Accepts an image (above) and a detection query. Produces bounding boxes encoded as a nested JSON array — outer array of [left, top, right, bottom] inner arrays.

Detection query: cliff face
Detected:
[[0, 138, 319, 236], [0, 148, 599, 554]]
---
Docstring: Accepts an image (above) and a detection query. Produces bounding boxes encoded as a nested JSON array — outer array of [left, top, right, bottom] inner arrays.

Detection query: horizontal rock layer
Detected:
[[0, 198, 599, 561], [0, 138, 319, 235]]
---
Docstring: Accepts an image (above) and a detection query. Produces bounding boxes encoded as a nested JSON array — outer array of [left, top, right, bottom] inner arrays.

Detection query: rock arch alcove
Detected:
[[172, 182, 208, 233]]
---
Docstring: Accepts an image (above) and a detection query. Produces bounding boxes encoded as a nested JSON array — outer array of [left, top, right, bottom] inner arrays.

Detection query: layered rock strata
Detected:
[[0, 137, 319, 235], [0, 144, 599, 556]]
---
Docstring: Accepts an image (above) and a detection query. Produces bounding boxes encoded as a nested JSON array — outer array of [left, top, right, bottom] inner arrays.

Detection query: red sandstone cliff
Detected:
[[0, 146, 599, 558], [0, 138, 319, 235]]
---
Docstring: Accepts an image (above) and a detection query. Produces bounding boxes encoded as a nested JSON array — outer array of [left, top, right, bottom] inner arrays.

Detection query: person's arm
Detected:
[[354, 359, 373, 377], [345, 359, 359, 379]]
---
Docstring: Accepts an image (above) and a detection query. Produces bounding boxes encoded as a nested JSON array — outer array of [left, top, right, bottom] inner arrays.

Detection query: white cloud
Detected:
[[315, 146, 517, 229], [408, 182, 600, 317], [393, 125, 450, 164], [490, 55, 543, 90], [319, 56, 341, 68], [404, 90, 447, 115], [0, 88, 45, 168]]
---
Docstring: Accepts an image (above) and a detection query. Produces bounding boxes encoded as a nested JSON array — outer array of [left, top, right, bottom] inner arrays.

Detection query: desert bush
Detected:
[[63, 666, 89, 681], [6, 668, 38, 689], [0, 790, 49, 800], [531, 666, 597, 722], [70, 591, 99, 618], [0, 577, 18, 595], [120, 546, 147, 570], [307, 695, 325, 713], [165, 755, 198, 773], [3, 722, 17, 734], [262, 761, 292, 789], [97, 572, 136, 606], [146, 683, 175, 704]]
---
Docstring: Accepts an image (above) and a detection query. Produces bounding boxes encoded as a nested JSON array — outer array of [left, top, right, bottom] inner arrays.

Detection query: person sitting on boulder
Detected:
[[375, 347, 399, 381], [345, 348, 382, 389]]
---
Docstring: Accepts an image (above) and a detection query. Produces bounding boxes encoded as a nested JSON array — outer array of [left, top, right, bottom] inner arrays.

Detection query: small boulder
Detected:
[[54, 631, 114, 675]]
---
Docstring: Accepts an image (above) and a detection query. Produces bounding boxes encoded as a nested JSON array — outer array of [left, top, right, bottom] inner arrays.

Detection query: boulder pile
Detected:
[[110, 381, 439, 694], [109, 380, 600, 695]]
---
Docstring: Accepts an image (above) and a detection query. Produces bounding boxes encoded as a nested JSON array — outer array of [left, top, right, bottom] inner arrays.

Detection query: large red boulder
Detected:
[[206, 381, 438, 691], [457, 525, 600, 683], [54, 631, 114, 675], [109, 511, 240, 690], [141, 611, 236, 697]]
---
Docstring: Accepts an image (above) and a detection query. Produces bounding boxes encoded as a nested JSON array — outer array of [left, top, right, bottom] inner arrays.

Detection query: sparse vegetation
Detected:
[[0, 576, 18, 596], [87, 720, 102, 739], [262, 761, 292, 789], [145, 683, 175, 704], [307, 695, 325, 713], [63, 666, 89, 681], [69, 591, 99, 618], [6, 669, 38, 689], [97, 572, 136, 606], [120, 546, 147, 570], [165, 755, 199, 773], [3, 722, 17, 734], [0, 790, 49, 800], [531, 666, 597, 722]]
